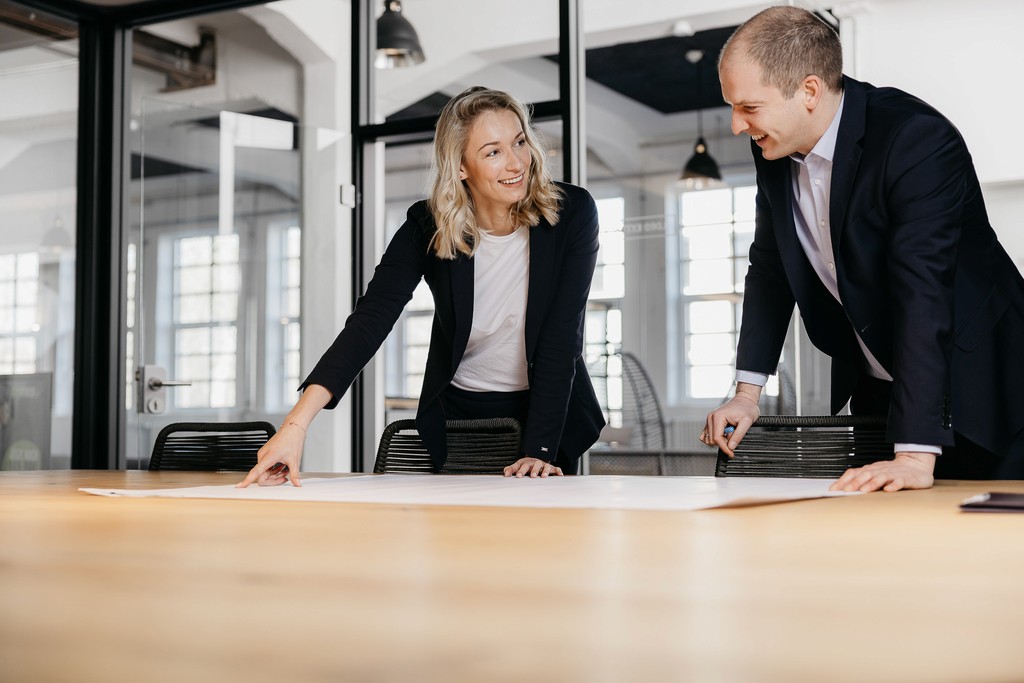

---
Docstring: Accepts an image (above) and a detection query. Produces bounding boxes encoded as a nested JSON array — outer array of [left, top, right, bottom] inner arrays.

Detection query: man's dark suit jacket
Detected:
[[737, 76, 1024, 457], [303, 182, 605, 470]]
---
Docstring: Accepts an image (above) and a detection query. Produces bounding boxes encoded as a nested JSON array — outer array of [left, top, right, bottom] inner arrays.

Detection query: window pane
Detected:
[[211, 293, 237, 321], [687, 333, 736, 366], [178, 266, 210, 294], [682, 225, 732, 260], [689, 366, 734, 400], [684, 259, 733, 295], [734, 186, 757, 222], [598, 231, 625, 265], [177, 328, 210, 355], [212, 264, 239, 291], [179, 236, 212, 266], [682, 189, 733, 226], [406, 345, 428, 373], [214, 235, 239, 263], [406, 316, 431, 345], [591, 263, 624, 299], [212, 326, 236, 353], [211, 354, 235, 380], [688, 300, 733, 334], [406, 280, 432, 311], [178, 295, 211, 324]]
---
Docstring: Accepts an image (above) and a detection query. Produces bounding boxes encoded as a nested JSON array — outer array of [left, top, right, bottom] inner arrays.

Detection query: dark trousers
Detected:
[[441, 385, 579, 474], [849, 375, 1024, 479]]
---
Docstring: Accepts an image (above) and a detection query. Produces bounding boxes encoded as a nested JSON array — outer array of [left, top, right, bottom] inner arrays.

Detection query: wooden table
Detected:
[[1, 471, 1023, 682]]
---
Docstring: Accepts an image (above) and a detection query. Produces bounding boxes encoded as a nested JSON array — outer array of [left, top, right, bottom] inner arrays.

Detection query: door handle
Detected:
[[138, 365, 192, 414], [147, 377, 192, 390]]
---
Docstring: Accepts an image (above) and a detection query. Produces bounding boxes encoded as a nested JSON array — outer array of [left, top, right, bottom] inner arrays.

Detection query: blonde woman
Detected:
[[239, 86, 604, 486]]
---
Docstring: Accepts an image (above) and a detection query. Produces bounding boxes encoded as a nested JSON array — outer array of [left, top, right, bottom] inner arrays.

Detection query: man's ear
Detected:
[[802, 75, 824, 111]]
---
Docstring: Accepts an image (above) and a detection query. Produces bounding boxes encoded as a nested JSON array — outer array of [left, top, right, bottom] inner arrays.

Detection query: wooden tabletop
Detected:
[[2, 470, 1023, 683]]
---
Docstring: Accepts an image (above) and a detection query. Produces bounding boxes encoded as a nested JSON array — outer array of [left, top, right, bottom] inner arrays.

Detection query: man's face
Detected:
[[719, 55, 817, 160]]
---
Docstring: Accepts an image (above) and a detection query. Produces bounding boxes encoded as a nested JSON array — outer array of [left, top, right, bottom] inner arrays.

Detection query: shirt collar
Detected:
[[790, 93, 845, 165]]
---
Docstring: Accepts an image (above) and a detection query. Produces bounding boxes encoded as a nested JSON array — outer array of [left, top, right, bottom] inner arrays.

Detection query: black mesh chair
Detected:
[[374, 418, 522, 474], [148, 421, 276, 472], [715, 415, 891, 478]]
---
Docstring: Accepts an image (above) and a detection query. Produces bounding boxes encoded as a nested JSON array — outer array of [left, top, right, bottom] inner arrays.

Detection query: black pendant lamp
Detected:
[[680, 49, 723, 190], [681, 113, 723, 188], [375, 0, 425, 69]]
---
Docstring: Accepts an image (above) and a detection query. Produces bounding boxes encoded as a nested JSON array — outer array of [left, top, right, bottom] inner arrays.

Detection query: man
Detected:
[[701, 6, 1024, 491]]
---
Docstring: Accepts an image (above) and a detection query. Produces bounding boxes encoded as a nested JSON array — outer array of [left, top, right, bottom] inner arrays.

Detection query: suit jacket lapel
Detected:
[[830, 76, 866, 253]]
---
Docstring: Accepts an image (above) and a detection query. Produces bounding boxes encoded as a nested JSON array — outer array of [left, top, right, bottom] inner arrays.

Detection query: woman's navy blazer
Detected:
[[302, 182, 606, 469]]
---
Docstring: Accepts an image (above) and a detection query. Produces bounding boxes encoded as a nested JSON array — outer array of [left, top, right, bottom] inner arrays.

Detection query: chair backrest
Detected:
[[374, 418, 522, 474], [148, 421, 276, 472], [715, 415, 890, 478], [588, 351, 666, 451], [620, 351, 667, 450]]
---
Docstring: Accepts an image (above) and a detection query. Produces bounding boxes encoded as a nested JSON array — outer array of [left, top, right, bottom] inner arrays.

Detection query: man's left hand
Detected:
[[830, 452, 936, 492]]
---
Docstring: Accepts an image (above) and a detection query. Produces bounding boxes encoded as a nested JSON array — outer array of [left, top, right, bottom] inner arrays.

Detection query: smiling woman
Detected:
[[238, 86, 605, 487], [458, 110, 531, 233]]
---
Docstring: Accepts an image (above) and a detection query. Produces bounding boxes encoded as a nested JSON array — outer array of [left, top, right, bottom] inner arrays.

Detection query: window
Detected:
[[172, 234, 239, 409], [0, 253, 39, 374], [678, 185, 777, 400], [585, 197, 626, 426], [266, 225, 302, 408], [397, 282, 433, 398]]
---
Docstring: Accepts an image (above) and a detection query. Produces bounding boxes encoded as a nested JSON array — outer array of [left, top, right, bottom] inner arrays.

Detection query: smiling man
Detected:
[[701, 6, 1024, 491]]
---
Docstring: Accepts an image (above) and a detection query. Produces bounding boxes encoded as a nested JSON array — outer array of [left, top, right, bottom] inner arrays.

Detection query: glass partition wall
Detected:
[[0, 3, 78, 470], [6, 0, 803, 471], [124, 2, 352, 471]]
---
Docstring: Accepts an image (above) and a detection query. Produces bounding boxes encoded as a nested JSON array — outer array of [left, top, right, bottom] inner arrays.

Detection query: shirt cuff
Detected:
[[894, 443, 942, 455], [735, 370, 769, 387]]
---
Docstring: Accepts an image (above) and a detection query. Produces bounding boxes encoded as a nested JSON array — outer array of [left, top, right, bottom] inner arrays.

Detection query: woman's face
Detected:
[[459, 109, 531, 227]]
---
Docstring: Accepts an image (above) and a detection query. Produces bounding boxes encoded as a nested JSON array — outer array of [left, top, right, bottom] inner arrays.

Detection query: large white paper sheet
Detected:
[[80, 475, 859, 511]]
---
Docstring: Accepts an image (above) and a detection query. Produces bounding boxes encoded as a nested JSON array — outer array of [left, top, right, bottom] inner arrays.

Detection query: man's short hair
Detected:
[[721, 6, 843, 97]]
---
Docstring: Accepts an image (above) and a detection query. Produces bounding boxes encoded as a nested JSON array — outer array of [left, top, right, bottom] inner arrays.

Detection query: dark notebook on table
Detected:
[[959, 492, 1024, 513]]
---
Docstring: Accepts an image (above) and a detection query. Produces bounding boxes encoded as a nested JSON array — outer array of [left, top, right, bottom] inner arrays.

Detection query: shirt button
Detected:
[[828, 263, 835, 271], [819, 220, 826, 227], [814, 178, 822, 186]]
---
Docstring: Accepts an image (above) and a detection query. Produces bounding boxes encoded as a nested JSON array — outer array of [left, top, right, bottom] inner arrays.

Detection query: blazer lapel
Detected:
[[449, 253, 474, 368], [829, 76, 867, 253], [525, 220, 555, 358]]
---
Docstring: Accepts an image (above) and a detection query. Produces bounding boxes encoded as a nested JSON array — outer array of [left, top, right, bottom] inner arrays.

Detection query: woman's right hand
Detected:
[[237, 422, 307, 488]]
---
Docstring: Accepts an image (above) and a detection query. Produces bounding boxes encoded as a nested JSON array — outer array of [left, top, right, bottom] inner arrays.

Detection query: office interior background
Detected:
[[2, 0, 1023, 473]]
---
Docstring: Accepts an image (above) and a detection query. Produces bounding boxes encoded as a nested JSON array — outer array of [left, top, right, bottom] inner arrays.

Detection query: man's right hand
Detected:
[[701, 384, 762, 456]]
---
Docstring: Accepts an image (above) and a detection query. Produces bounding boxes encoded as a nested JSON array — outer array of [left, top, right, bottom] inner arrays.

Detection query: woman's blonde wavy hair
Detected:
[[427, 86, 563, 259]]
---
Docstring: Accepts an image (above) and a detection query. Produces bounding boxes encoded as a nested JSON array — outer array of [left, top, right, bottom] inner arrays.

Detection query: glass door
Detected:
[[125, 98, 302, 468]]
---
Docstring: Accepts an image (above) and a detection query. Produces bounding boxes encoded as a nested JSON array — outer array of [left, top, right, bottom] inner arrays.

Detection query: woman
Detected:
[[239, 86, 604, 487]]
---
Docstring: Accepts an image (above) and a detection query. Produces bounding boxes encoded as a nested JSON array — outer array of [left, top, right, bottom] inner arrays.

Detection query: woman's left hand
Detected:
[[504, 457, 563, 478]]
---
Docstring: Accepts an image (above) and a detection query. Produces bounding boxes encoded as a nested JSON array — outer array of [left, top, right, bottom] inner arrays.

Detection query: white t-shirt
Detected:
[[450, 226, 530, 392]]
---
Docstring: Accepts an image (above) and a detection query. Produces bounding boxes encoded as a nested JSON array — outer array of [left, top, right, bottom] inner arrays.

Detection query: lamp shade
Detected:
[[680, 137, 723, 190], [375, 0, 425, 69]]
